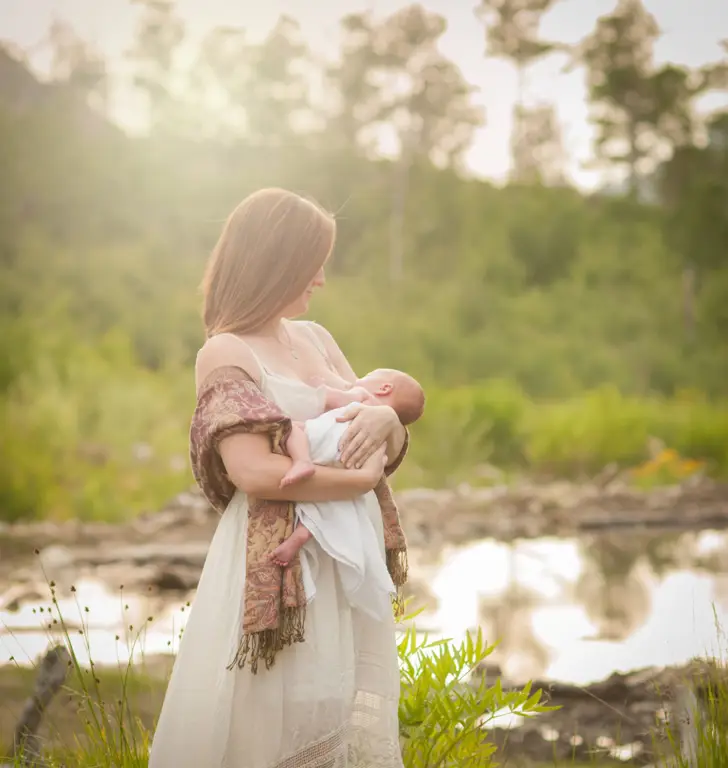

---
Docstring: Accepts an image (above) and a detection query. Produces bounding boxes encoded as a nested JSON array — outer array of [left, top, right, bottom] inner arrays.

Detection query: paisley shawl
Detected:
[[189, 365, 409, 673]]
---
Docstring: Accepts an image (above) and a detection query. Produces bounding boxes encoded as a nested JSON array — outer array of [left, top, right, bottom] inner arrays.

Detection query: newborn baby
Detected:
[[270, 368, 425, 570]]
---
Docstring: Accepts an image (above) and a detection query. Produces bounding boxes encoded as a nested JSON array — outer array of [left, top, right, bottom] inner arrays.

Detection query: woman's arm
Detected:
[[219, 431, 386, 502]]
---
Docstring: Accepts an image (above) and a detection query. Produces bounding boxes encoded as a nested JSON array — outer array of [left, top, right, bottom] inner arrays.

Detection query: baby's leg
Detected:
[[270, 524, 313, 567], [280, 422, 316, 487]]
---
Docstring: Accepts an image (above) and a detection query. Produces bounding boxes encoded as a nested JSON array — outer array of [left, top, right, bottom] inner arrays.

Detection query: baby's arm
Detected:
[[323, 385, 371, 412]]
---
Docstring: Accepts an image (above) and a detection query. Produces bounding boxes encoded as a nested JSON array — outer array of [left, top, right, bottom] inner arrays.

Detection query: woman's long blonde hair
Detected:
[[201, 188, 336, 337]]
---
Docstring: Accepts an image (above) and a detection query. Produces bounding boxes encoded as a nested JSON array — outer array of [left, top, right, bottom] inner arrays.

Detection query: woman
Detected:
[[149, 188, 409, 767]]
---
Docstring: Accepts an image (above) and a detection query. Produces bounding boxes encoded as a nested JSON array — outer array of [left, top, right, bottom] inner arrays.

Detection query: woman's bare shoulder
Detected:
[[195, 334, 262, 392]]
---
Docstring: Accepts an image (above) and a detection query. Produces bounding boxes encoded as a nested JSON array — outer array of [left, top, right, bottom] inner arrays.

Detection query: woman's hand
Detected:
[[352, 445, 388, 491], [337, 404, 399, 469]]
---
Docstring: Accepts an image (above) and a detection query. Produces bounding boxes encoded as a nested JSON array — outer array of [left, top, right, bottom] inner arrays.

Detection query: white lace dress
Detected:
[[148, 368, 404, 768]]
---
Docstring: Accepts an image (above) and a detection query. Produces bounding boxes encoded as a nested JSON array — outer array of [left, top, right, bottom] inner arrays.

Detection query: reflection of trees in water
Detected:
[[574, 535, 651, 640], [476, 545, 550, 681], [642, 533, 692, 574], [473, 531, 697, 679], [573, 531, 707, 641], [436, 528, 728, 679]]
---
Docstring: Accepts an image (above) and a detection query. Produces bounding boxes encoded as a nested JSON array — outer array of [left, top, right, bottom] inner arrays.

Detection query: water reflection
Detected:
[[429, 530, 728, 684], [0, 578, 189, 667], [2, 529, 727, 685]]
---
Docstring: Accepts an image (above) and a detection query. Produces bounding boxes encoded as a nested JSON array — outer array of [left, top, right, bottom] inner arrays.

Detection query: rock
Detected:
[[0, 584, 45, 612], [490, 659, 727, 765], [149, 567, 197, 592]]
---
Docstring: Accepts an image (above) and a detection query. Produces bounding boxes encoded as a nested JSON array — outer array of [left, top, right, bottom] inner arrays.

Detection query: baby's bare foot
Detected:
[[270, 539, 302, 568], [280, 461, 316, 488]]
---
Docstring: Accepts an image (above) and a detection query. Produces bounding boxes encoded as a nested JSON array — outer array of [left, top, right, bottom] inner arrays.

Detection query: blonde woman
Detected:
[[149, 188, 410, 767]]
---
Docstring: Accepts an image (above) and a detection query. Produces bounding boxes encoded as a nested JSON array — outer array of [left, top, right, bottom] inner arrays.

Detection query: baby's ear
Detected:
[[377, 382, 394, 395]]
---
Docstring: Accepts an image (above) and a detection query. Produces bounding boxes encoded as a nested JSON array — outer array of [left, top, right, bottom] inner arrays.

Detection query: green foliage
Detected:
[[0, 326, 191, 521], [1, 12, 727, 520], [4, 331, 727, 520], [398, 622, 551, 767], [403, 384, 728, 487]]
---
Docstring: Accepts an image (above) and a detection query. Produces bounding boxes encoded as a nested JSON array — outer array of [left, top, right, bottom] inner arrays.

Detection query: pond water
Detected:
[[2, 527, 727, 685], [425, 529, 728, 684]]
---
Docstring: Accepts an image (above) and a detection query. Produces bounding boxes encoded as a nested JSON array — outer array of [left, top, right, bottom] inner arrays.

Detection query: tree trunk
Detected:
[[510, 64, 527, 183], [627, 118, 640, 197], [389, 131, 413, 283], [682, 264, 696, 343]]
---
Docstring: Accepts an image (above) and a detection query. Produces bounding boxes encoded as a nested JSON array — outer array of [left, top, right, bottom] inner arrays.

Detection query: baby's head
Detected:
[[355, 369, 425, 426]]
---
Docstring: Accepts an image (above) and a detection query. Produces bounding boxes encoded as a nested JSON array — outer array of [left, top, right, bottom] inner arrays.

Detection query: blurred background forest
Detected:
[[1, 0, 727, 522]]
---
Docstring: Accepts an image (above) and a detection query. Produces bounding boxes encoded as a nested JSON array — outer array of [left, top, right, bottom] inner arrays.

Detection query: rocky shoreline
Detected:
[[1, 477, 727, 598], [3, 475, 728, 555]]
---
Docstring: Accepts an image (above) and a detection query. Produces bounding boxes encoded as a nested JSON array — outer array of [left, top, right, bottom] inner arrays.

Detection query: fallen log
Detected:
[[2, 646, 70, 767]]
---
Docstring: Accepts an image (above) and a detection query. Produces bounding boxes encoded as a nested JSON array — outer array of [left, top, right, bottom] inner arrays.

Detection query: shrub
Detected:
[[398, 621, 551, 767]]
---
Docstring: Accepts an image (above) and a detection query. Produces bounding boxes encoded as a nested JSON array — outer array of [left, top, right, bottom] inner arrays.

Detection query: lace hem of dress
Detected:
[[272, 718, 402, 768]]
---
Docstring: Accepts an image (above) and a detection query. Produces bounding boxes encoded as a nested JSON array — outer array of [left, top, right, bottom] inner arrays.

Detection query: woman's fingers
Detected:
[[351, 439, 378, 469], [340, 428, 368, 467], [335, 403, 363, 424], [338, 409, 363, 454], [338, 421, 356, 455]]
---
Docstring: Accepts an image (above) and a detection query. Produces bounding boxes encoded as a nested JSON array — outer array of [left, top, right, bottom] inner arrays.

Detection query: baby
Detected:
[[270, 368, 425, 567]]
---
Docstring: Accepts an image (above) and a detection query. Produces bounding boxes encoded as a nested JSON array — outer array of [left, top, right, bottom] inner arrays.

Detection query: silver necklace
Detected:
[[279, 323, 299, 360]]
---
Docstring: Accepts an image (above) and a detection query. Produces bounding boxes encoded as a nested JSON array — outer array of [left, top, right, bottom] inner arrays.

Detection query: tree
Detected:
[[375, 6, 482, 167], [475, 0, 563, 182], [128, 0, 185, 130], [194, 26, 250, 140], [244, 16, 311, 145], [579, 0, 695, 194], [651, 40, 728, 340], [46, 19, 108, 112], [511, 103, 567, 185], [342, 5, 482, 280], [196, 16, 311, 146], [325, 13, 384, 153], [658, 109, 728, 339], [700, 38, 728, 92]]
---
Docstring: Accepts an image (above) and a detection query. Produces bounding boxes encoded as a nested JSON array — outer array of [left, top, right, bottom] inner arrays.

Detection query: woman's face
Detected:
[[282, 265, 326, 318]]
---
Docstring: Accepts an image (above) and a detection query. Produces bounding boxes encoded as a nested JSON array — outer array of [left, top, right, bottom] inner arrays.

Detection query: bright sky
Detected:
[[2, 0, 727, 189]]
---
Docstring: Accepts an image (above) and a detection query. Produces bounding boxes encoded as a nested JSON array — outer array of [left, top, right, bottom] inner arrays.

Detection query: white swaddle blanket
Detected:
[[295, 407, 396, 621]]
